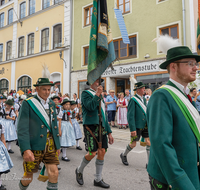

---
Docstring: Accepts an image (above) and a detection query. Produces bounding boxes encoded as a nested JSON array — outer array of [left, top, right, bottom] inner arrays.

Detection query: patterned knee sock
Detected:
[[62, 148, 67, 158], [19, 181, 29, 190], [7, 142, 11, 150], [95, 159, 104, 182], [146, 145, 150, 164], [123, 144, 133, 156], [47, 181, 58, 190], [77, 156, 90, 174]]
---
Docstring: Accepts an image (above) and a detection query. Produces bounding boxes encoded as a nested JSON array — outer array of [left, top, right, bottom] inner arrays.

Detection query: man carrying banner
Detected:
[[120, 82, 150, 166], [147, 35, 200, 190], [17, 66, 60, 190], [75, 79, 114, 188]]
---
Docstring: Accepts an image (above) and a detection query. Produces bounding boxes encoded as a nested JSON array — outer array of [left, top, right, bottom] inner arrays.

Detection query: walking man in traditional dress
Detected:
[[147, 35, 200, 190], [75, 79, 114, 188], [17, 68, 61, 190], [120, 82, 150, 166]]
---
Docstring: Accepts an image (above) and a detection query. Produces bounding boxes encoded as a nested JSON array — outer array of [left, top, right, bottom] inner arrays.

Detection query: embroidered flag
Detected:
[[114, 8, 130, 44], [87, 0, 116, 85]]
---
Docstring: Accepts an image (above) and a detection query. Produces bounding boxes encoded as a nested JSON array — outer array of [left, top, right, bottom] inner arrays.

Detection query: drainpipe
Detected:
[[182, 0, 186, 46], [69, 0, 73, 97]]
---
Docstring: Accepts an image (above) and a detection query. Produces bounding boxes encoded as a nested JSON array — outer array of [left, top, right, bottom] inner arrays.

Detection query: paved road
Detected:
[[2, 127, 150, 190]]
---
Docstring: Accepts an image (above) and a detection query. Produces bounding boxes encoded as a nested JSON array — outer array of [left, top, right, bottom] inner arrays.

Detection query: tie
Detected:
[[187, 94, 192, 103]]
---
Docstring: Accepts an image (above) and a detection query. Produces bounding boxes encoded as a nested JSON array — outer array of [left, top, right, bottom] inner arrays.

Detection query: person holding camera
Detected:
[[106, 90, 117, 128]]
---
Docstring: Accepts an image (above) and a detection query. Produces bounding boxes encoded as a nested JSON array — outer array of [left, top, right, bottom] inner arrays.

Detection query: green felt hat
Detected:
[[160, 46, 200, 69], [61, 99, 71, 106], [51, 95, 60, 100], [133, 82, 146, 91], [86, 79, 104, 86], [70, 101, 77, 105], [33, 78, 54, 87], [5, 99, 14, 106]]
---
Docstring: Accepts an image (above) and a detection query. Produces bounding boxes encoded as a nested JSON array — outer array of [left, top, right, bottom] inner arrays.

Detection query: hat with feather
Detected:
[[153, 35, 200, 69], [33, 64, 54, 87]]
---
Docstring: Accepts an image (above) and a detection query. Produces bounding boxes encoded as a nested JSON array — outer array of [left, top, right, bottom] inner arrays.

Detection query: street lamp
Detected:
[[56, 46, 69, 68]]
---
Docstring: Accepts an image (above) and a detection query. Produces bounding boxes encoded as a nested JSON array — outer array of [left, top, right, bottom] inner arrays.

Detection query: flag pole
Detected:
[[98, 76, 102, 149]]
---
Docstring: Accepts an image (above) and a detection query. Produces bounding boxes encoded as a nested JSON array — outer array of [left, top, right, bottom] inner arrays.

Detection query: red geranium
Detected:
[[56, 106, 59, 109], [67, 111, 71, 116]]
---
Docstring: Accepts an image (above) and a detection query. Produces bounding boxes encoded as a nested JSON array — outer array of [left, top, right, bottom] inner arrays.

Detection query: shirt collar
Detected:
[[37, 94, 49, 104], [136, 93, 143, 100], [169, 78, 190, 95]]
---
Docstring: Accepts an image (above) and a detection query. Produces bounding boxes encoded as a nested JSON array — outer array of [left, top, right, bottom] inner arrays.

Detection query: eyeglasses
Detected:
[[175, 61, 199, 69]]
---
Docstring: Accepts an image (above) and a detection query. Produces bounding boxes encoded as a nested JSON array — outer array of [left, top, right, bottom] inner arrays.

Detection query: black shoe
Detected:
[[8, 149, 14, 154], [94, 179, 110, 188], [76, 146, 82, 150], [38, 165, 42, 170], [75, 168, 84, 185], [62, 157, 70, 162], [120, 153, 129, 166], [0, 185, 6, 190]]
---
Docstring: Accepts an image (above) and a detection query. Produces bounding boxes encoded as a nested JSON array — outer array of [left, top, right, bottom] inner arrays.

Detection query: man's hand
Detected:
[[96, 86, 103, 97], [57, 149, 61, 157], [23, 150, 35, 162], [108, 133, 114, 145], [196, 92, 200, 97], [113, 100, 117, 104], [131, 131, 137, 137]]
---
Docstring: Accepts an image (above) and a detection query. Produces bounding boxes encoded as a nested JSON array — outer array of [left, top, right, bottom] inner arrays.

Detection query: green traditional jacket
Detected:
[[17, 95, 60, 154], [127, 94, 147, 132], [147, 80, 200, 190], [81, 89, 112, 134]]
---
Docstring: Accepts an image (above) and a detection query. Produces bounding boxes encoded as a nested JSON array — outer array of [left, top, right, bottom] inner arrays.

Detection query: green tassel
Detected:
[[89, 152, 92, 156]]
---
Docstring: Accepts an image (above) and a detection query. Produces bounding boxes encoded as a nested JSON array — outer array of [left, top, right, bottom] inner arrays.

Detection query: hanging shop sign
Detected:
[[102, 60, 160, 77]]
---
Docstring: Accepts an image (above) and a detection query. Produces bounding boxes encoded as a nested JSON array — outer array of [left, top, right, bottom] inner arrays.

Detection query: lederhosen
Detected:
[[149, 176, 171, 190]]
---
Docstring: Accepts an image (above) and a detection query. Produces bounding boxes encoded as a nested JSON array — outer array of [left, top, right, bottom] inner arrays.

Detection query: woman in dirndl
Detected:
[[117, 92, 128, 129], [58, 99, 76, 162], [0, 99, 17, 154], [0, 123, 13, 190], [70, 101, 82, 150]]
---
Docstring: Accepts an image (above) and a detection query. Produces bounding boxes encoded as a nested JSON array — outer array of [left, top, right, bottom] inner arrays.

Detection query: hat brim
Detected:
[[133, 85, 146, 91], [61, 100, 71, 106], [5, 102, 14, 106], [160, 54, 200, 69], [86, 79, 104, 86], [51, 97, 60, 100], [33, 83, 54, 87]]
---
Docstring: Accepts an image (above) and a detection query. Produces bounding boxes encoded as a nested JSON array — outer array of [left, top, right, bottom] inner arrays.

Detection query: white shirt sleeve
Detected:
[[11, 110, 16, 117], [57, 110, 63, 119]]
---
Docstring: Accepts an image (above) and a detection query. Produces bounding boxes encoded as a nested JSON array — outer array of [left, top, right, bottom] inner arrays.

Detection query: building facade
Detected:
[[72, 0, 196, 98], [0, 0, 72, 95]]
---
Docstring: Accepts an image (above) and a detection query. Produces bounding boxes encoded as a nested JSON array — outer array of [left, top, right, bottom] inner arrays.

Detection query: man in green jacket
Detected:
[[17, 78, 61, 190], [120, 82, 150, 166], [75, 79, 114, 189], [147, 35, 200, 190]]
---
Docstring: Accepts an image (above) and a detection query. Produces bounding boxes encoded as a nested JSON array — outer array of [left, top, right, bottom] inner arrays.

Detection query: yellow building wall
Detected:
[[16, 5, 65, 56], [0, 3, 14, 27], [15, 52, 63, 90], [0, 62, 12, 90]]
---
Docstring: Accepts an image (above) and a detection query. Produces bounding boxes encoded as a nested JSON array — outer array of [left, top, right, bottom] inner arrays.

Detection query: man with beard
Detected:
[[75, 79, 114, 188], [147, 35, 200, 190]]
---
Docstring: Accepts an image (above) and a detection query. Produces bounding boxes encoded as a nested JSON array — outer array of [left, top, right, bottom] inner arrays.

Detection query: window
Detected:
[[17, 76, 31, 94], [83, 46, 89, 65], [20, 2, 26, 19], [41, 28, 49, 52], [117, 0, 130, 14], [0, 79, 9, 95], [0, 44, 3, 62], [114, 35, 137, 59], [6, 41, 12, 61], [160, 24, 179, 39], [28, 33, 34, 55], [18, 37, 25, 57], [0, 13, 4, 28], [29, 0, 35, 15], [84, 5, 93, 26], [43, 0, 50, 9], [0, 0, 5, 6], [53, 24, 62, 49], [8, 9, 13, 25], [54, 0, 62, 4]]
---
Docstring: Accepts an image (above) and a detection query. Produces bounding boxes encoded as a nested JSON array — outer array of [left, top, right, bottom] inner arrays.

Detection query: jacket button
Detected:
[[53, 118, 55, 121], [41, 125, 44, 128], [169, 185, 172, 188], [57, 134, 59, 137], [199, 143, 200, 147], [54, 126, 57, 129], [40, 134, 44, 138], [198, 162, 199, 166], [143, 119, 144, 121]]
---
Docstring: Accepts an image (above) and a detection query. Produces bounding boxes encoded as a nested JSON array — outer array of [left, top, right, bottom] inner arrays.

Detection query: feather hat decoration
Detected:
[[42, 64, 51, 79], [152, 35, 181, 54]]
